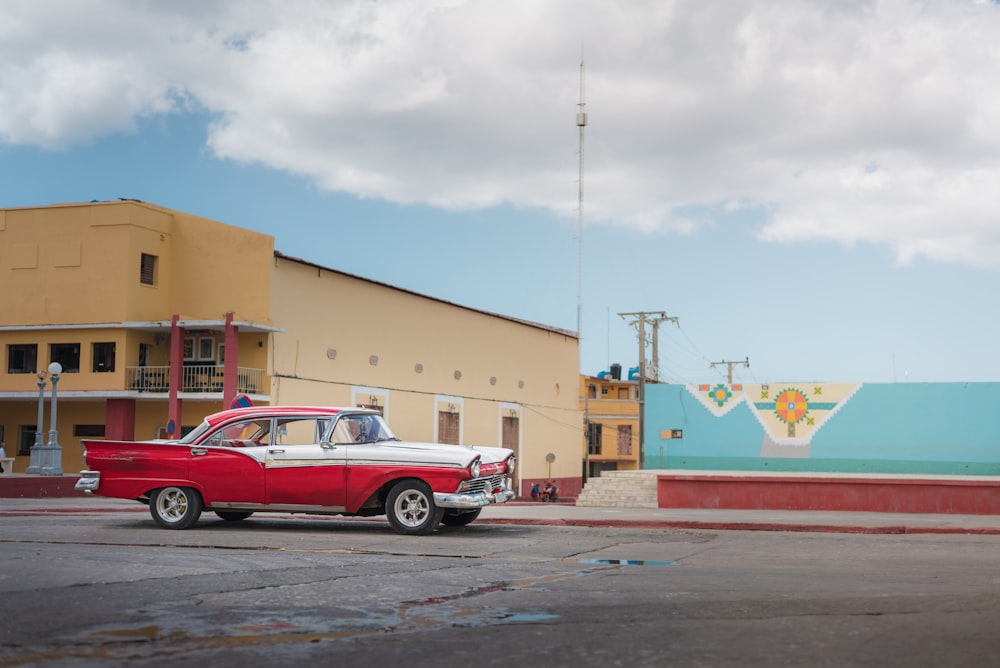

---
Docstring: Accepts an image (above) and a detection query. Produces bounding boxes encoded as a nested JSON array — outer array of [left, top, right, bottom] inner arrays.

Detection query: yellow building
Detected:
[[580, 364, 640, 477], [0, 200, 582, 497]]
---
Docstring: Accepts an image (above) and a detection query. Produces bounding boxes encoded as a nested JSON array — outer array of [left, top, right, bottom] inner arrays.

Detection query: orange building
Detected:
[[580, 363, 640, 478]]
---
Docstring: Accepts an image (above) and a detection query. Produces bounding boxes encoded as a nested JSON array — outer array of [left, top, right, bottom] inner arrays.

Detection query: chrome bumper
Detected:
[[74, 470, 100, 493], [434, 478, 516, 509]]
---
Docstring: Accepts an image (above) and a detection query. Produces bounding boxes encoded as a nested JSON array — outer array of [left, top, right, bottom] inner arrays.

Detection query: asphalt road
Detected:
[[2, 501, 1000, 667]]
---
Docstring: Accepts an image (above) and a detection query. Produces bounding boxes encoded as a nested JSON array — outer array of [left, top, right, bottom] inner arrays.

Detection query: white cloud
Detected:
[[2, 0, 1000, 266]]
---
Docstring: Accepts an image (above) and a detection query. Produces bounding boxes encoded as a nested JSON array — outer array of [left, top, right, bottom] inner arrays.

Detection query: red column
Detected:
[[168, 315, 184, 437], [223, 312, 239, 407], [105, 399, 136, 441]]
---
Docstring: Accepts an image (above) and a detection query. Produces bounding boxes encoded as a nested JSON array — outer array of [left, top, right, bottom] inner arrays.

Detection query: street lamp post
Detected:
[[25, 370, 47, 474], [32, 362, 63, 476], [47, 362, 62, 447]]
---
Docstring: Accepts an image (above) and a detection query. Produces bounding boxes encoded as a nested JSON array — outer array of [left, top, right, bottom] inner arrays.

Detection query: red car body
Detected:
[[76, 406, 516, 535]]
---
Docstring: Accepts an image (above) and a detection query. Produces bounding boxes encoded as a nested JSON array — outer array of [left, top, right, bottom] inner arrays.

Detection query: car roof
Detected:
[[201, 406, 376, 428]]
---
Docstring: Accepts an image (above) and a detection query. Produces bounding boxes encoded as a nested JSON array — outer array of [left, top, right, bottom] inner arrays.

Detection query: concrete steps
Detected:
[[576, 470, 659, 508]]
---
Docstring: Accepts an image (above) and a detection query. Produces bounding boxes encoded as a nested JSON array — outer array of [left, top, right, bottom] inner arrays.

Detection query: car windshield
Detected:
[[330, 413, 397, 444]]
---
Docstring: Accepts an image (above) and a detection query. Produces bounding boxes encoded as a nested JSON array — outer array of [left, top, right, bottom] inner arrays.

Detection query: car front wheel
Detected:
[[386, 479, 444, 535], [149, 486, 203, 530]]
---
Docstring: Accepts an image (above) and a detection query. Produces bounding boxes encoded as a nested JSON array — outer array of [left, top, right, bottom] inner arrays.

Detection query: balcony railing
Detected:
[[126, 365, 265, 394]]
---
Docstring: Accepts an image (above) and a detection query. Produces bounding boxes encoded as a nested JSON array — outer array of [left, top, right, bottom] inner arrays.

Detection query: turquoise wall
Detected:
[[644, 382, 1000, 475]]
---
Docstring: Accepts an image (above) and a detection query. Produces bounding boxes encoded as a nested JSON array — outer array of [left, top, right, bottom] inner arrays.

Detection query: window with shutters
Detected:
[[140, 253, 157, 285], [438, 411, 460, 445], [502, 415, 519, 463]]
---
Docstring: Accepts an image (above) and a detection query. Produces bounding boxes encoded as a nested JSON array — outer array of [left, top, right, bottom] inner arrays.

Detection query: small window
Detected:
[[600, 387, 609, 396], [140, 253, 157, 285], [50, 343, 80, 373], [92, 342, 116, 372], [198, 337, 215, 361], [7, 344, 38, 374], [74, 425, 106, 438]]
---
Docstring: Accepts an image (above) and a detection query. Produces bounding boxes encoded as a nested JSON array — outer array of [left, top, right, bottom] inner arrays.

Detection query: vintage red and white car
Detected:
[[75, 406, 516, 535]]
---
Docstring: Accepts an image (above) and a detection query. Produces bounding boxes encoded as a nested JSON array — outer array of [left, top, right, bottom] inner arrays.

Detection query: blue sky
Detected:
[[3, 1, 1000, 384]]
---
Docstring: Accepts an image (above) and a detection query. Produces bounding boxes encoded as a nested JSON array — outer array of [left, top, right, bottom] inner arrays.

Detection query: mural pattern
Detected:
[[687, 383, 863, 449]]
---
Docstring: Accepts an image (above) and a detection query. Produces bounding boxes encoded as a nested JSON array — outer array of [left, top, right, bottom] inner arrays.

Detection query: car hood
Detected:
[[353, 440, 513, 467]]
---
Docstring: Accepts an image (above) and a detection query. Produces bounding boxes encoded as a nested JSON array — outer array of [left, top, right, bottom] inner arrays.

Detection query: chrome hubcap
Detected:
[[396, 490, 429, 527], [159, 489, 187, 521]]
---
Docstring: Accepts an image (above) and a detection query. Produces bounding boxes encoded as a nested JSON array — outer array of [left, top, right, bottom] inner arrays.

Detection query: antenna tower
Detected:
[[576, 53, 588, 337]]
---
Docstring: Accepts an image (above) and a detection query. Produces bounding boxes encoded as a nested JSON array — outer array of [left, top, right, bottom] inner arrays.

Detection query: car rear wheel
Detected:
[[215, 511, 253, 522], [386, 479, 444, 536], [441, 508, 481, 527], [149, 486, 203, 530]]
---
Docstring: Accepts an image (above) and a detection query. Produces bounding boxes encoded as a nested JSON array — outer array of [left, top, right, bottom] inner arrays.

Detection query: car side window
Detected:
[[206, 419, 269, 447], [275, 417, 325, 446]]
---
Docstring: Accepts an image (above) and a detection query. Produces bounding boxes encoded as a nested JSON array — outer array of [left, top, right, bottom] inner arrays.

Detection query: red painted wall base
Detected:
[[0, 475, 85, 498], [657, 474, 1000, 515]]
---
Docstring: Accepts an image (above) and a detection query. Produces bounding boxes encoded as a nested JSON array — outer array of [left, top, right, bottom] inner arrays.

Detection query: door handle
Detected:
[[269, 449, 285, 454], [190, 448, 208, 456]]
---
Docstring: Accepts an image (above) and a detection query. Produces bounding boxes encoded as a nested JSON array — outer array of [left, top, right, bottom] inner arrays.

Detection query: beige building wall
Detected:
[[269, 254, 582, 494]]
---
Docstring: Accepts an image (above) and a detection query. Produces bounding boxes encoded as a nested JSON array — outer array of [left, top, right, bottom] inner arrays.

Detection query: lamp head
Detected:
[[47, 362, 62, 378]]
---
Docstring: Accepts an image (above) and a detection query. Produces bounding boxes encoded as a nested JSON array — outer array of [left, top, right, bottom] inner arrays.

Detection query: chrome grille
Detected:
[[458, 474, 506, 494]]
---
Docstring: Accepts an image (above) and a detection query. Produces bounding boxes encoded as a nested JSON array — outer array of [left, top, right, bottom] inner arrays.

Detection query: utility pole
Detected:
[[711, 357, 750, 384], [576, 53, 587, 337], [619, 311, 679, 469], [577, 54, 589, 482]]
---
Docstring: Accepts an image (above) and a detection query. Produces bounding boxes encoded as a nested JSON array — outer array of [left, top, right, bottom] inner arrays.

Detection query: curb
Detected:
[[483, 518, 1000, 536]]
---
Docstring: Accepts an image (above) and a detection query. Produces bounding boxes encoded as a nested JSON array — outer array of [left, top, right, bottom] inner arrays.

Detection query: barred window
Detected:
[[587, 422, 602, 455], [617, 425, 633, 456]]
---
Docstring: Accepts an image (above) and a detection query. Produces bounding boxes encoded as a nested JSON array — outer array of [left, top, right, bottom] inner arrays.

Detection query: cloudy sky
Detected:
[[3, 0, 1000, 384]]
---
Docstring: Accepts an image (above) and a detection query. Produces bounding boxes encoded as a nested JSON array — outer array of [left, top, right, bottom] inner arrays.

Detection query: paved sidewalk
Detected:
[[479, 503, 1000, 535], [4, 496, 1000, 535]]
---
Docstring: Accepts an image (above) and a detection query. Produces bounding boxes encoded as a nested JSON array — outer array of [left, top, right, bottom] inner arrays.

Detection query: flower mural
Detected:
[[773, 388, 809, 437], [685, 383, 861, 448], [706, 383, 733, 407]]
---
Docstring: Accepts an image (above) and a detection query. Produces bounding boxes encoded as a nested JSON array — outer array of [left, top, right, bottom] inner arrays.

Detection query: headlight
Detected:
[[469, 457, 481, 479], [506, 455, 516, 475]]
